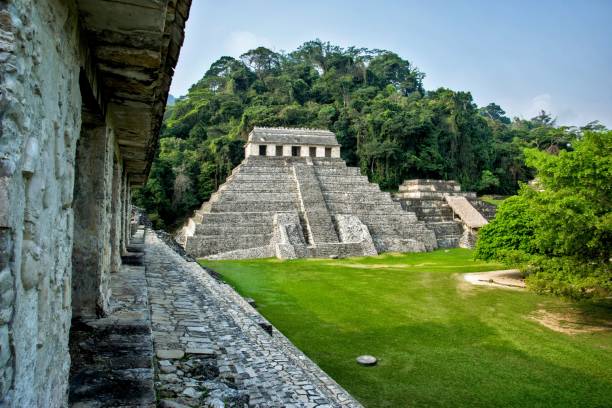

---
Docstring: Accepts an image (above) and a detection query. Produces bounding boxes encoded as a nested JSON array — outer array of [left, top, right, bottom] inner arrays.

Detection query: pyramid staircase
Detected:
[[178, 157, 436, 259]]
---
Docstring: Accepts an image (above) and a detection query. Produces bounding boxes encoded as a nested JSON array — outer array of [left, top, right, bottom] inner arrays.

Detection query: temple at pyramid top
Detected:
[[245, 127, 341, 158]]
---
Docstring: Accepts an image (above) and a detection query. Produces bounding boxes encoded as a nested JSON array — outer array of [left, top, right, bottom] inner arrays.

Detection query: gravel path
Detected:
[[463, 269, 525, 289]]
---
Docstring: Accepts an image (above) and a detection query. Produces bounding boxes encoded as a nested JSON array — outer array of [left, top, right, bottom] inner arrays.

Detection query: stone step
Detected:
[[417, 215, 454, 223], [229, 173, 296, 182], [356, 213, 419, 224], [214, 192, 298, 202], [236, 164, 296, 172], [195, 224, 275, 235], [220, 181, 297, 192], [210, 202, 301, 213], [428, 221, 464, 236], [411, 208, 454, 219], [184, 234, 272, 256], [401, 199, 452, 209], [366, 222, 431, 236], [396, 191, 475, 199], [317, 175, 370, 184], [313, 167, 362, 176], [322, 191, 394, 204], [308, 242, 364, 258], [326, 202, 403, 213], [319, 184, 380, 193], [194, 211, 278, 224]]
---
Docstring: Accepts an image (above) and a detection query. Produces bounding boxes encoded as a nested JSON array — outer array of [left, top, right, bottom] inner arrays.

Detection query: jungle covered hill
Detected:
[[135, 40, 606, 229]]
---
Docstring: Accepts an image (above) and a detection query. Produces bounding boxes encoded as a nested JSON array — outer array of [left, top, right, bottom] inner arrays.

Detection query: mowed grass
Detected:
[[200, 249, 612, 407], [479, 195, 507, 207]]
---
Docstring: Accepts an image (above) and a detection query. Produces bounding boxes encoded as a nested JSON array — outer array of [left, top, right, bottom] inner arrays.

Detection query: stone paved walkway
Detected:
[[69, 229, 155, 407], [145, 231, 362, 407]]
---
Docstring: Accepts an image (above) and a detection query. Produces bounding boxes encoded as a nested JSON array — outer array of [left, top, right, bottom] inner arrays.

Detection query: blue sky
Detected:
[[170, 0, 612, 127]]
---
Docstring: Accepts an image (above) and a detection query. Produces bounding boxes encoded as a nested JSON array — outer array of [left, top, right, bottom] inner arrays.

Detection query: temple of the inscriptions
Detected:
[[178, 127, 439, 259]]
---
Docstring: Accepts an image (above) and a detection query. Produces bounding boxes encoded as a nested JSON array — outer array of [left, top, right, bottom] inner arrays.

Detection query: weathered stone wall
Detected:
[[72, 112, 114, 318], [109, 159, 124, 274], [0, 0, 82, 405], [0, 0, 189, 405]]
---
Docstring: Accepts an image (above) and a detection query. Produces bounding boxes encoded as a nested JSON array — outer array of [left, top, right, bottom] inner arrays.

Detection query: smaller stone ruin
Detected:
[[394, 180, 495, 248]]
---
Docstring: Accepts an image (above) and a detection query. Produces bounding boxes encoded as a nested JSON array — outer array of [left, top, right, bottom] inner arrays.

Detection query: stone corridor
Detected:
[[145, 230, 361, 407]]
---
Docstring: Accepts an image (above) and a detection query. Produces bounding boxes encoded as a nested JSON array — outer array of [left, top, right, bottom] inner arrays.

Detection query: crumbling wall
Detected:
[[0, 0, 82, 405]]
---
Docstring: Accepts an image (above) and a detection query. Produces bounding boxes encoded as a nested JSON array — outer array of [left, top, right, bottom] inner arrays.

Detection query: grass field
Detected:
[[200, 249, 612, 407], [479, 195, 508, 207]]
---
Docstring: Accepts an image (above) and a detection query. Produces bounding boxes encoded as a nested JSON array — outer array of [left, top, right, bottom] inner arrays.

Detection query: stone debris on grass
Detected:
[[356, 356, 377, 366]]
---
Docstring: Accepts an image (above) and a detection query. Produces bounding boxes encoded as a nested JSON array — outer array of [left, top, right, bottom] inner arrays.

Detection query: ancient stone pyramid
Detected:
[[178, 127, 437, 259]]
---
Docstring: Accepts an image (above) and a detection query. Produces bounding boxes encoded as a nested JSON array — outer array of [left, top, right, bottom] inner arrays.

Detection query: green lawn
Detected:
[[480, 195, 508, 207], [200, 249, 612, 408]]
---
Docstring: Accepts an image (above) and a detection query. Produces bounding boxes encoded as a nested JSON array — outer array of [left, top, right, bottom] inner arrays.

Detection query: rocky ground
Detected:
[[145, 230, 361, 407]]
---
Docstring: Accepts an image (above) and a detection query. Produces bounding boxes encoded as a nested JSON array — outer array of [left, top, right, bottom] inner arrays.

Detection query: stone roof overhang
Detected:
[[76, 0, 191, 185], [247, 127, 341, 147]]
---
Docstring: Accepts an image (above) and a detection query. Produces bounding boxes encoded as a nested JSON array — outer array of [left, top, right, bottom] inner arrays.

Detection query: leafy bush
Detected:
[[476, 131, 612, 299], [475, 191, 536, 261]]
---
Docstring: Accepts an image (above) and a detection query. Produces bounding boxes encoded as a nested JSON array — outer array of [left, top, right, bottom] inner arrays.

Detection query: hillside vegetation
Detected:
[[135, 40, 604, 228], [476, 131, 611, 299]]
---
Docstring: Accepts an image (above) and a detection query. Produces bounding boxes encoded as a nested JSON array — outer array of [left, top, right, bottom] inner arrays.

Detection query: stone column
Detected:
[[109, 157, 123, 273], [122, 174, 130, 249], [71, 111, 114, 318]]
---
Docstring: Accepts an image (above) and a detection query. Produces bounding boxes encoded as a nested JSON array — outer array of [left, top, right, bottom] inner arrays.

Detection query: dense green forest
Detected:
[[135, 40, 605, 229]]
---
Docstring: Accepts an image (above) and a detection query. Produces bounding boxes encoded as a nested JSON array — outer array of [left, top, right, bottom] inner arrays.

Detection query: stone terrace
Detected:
[[146, 231, 362, 407], [181, 153, 437, 259]]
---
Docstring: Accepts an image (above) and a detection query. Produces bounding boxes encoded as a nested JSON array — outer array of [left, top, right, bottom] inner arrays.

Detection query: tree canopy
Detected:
[[135, 39, 604, 230], [475, 131, 611, 298]]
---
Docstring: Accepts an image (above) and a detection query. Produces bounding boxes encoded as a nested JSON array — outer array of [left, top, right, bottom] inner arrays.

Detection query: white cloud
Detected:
[[527, 93, 553, 117], [515, 93, 581, 125], [224, 31, 272, 57]]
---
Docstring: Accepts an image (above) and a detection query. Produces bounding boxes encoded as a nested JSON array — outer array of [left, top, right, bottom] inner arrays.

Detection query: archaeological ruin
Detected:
[[178, 127, 438, 259], [179, 127, 493, 260], [0, 0, 190, 405], [395, 179, 495, 249], [0, 2, 361, 407], [0, 1, 497, 406]]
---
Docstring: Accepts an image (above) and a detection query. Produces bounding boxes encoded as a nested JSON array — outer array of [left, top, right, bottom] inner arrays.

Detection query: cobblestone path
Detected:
[[145, 231, 362, 407]]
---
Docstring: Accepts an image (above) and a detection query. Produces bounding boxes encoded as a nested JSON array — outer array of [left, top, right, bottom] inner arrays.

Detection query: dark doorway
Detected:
[[309, 147, 317, 157], [291, 146, 300, 157], [259, 145, 267, 156], [325, 147, 332, 158], [276, 145, 283, 156]]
